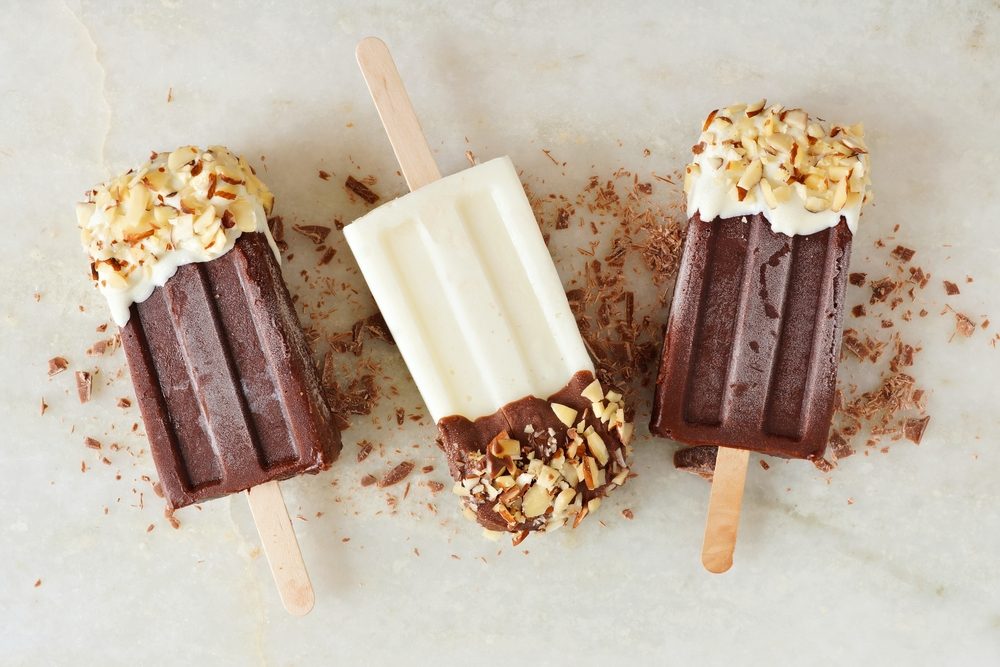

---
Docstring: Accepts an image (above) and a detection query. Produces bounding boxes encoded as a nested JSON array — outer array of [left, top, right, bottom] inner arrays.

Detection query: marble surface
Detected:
[[3, 1, 999, 664]]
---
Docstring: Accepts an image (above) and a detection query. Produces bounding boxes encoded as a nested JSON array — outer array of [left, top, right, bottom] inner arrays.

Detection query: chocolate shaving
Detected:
[[378, 461, 415, 488], [869, 277, 899, 305], [954, 312, 976, 337], [903, 416, 930, 444], [345, 175, 379, 204], [318, 170, 331, 181], [75, 371, 93, 403], [890, 246, 915, 262], [356, 440, 374, 462], [86, 337, 119, 356], [292, 224, 331, 245], [556, 208, 570, 230], [943, 280, 960, 296], [360, 474, 377, 487], [47, 357, 69, 376]]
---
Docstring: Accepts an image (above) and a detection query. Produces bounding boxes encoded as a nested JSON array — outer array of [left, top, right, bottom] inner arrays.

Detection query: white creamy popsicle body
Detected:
[[344, 156, 593, 423]]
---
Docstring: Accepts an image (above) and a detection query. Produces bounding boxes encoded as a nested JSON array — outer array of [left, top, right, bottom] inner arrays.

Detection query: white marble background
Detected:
[[2, 1, 998, 665]]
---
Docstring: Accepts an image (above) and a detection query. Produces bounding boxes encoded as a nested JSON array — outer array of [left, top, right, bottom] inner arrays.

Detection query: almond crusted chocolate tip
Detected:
[[437, 370, 633, 542]]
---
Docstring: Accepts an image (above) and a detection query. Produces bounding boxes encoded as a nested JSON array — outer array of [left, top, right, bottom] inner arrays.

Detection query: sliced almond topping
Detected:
[[582, 456, 599, 490], [581, 378, 604, 403], [550, 402, 578, 427], [586, 431, 610, 466], [522, 484, 551, 518]]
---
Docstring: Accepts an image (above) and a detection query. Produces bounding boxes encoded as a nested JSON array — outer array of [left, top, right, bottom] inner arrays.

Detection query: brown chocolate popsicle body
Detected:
[[650, 213, 852, 461], [121, 232, 341, 508]]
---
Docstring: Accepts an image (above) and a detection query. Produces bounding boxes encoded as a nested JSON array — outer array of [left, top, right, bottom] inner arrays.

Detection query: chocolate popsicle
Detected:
[[121, 230, 339, 507], [77, 146, 341, 612], [649, 102, 871, 570]]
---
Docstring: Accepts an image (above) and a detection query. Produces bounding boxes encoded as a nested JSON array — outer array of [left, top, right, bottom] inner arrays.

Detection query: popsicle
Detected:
[[77, 146, 341, 614], [346, 38, 633, 539], [649, 102, 871, 572]]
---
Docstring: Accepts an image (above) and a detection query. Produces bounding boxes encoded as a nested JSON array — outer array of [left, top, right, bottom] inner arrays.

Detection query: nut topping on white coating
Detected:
[[685, 101, 872, 236], [76, 146, 277, 326]]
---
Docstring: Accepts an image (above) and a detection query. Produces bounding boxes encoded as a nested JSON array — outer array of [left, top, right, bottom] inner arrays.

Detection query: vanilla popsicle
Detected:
[[346, 38, 633, 539]]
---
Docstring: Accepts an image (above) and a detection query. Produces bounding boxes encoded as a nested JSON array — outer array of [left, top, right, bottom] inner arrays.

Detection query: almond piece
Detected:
[[522, 484, 551, 518], [550, 402, 578, 427], [736, 159, 763, 191], [586, 431, 610, 466], [581, 378, 604, 403]]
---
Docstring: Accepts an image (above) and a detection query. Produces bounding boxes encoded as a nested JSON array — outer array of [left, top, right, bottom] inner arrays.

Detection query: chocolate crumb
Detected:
[[395, 408, 405, 426], [621, 508, 634, 520], [759, 460, 770, 470], [849, 272, 867, 286], [851, 304, 866, 318], [318, 170, 331, 181], [164, 508, 180, 529], [814, 458, 835, 473], [361, 474, 377, 487], [427, 481, 445, 493], [34, 579, 41, 588], [943, 280, 960, 296], [39, 398, 48, 415], [117, 398, 131, 408], [84, 437, 102, 450]]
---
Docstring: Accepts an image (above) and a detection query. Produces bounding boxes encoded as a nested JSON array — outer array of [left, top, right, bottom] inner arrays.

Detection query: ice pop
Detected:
[[346, 38, 632, 539], [77, 146, 341, 613], [649, 102, 871, 571]]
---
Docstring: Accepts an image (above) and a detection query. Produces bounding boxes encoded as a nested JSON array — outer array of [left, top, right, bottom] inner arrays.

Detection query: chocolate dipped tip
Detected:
[[437, 370, 633, 541]]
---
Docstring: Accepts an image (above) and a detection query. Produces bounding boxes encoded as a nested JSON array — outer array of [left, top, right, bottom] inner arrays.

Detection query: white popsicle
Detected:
[[344, 156, 593, 423], [346, 37, 631, 539]]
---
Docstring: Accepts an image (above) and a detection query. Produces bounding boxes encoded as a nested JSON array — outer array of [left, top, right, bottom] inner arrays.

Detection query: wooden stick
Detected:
[[356, 36, 442, 191], [246, 481, 314, 616], [701, 446, 749, 574]]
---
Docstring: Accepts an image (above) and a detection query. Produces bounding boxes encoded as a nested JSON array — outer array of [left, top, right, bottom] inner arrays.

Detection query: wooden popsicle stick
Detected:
[[701, 446, 750, 574], [356, 36, 442, 191], [246, 481, 315, 616]]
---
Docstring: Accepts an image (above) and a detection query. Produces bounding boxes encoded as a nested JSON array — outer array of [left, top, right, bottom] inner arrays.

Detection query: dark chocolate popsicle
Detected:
[[647, 102, 871, 572], [650, 213, 852, 460], [122, 231, 340, 508], [78, 146, 341, 508], [650, 102, 870, 464]]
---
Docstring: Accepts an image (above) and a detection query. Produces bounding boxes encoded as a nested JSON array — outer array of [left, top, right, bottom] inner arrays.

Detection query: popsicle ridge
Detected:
[[438, 370, 633, 539]]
